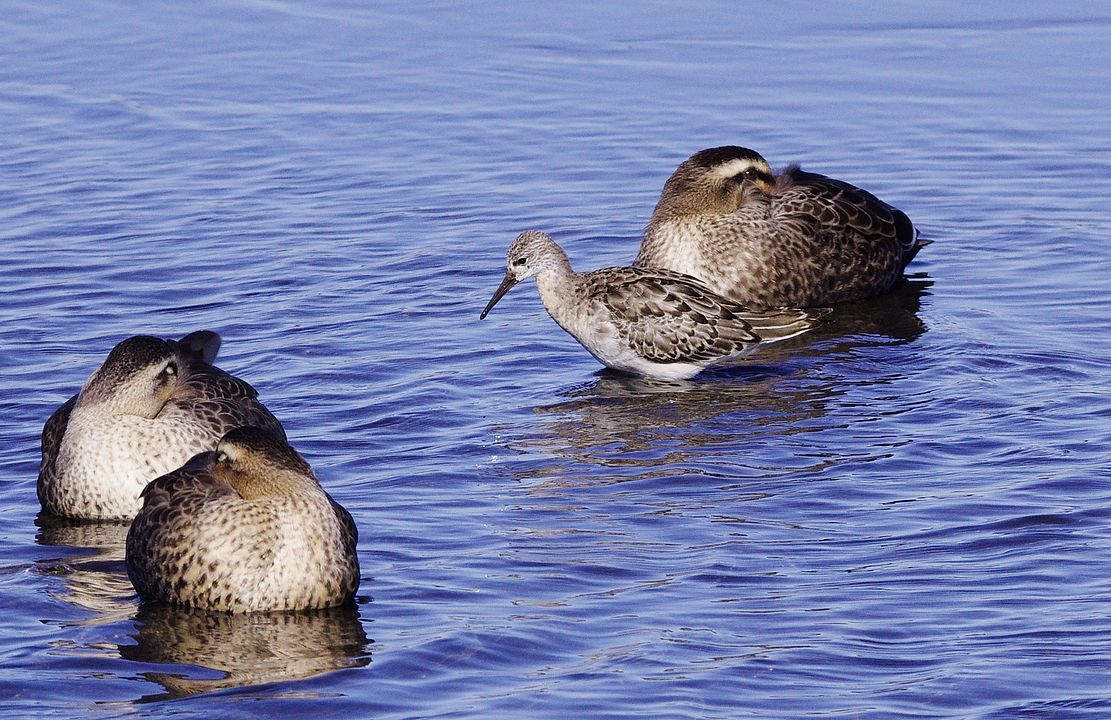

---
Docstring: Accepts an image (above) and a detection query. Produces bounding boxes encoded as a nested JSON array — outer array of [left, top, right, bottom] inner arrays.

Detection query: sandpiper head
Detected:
[[213, 426, 316, 500], [79, 335, 181, 417], [480, 230, 568, 319], [654, 146, 776, 217]]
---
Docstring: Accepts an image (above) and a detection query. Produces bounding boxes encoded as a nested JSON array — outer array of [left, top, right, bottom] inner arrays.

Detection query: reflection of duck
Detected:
[[635, 146, 927, 308], [34, 513, 135, 624], [805, 276, 932, 345], [119, 603, 371, 700], [38, 331, 285, 520], [127, 428, 360, 612]]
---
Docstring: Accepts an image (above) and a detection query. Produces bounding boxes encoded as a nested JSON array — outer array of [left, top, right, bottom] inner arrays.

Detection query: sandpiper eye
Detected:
[[743, 168, 758, 180], [512, 257, 528, 266]]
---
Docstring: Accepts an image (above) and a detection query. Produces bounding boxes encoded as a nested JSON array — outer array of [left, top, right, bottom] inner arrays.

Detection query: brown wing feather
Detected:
[[176, 364, 261, 402], [128, 452, 239, 601], [590, 268, 761, 363], [173, 331, 221, 365], [776, 166, 920, 262], [40, 394, 77, 475], [166, 337, 287, 441]]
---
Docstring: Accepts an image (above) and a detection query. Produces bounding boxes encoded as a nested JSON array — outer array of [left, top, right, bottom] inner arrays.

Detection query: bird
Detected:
[[126, 426, 360, 613], [37, 331, 286, 521], [634, 146, 927, 309], [480, 230, 823, 381]]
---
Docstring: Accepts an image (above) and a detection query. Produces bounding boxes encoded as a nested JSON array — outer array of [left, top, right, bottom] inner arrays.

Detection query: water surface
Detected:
[[2, 1, 1111, 718]]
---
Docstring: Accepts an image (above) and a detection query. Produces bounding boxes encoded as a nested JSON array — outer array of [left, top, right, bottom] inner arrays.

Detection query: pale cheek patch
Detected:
[[711, 158, 765, 180], [218, 445, 244, 465]]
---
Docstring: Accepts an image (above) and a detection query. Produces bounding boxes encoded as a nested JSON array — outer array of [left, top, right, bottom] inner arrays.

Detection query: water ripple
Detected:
[[2, 1, 1111, 718]]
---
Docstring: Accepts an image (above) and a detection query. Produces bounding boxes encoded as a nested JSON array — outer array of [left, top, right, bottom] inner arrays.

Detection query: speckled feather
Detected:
[[581, 266, 763, 362], [37, 332, 286, 520], [126, 427, 360, 613], [482, 231, 822, 380], [636, 146, 926, 308]]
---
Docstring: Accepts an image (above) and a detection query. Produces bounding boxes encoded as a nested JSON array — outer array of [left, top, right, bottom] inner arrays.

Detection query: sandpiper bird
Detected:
[[480, 230, 823, 381], [38, 331, 286, 521], [126, 427, 360, 613], [635, 146, 927, 309]]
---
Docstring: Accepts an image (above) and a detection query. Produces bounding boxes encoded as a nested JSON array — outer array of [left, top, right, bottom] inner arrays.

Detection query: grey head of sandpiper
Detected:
[[480, 230, 570, 319]]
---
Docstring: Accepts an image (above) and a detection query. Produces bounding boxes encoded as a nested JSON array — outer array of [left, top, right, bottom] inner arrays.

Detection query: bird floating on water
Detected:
[[480, 230, 824, 381], [634, 146, 927, 309], [37, 331, 286, 521], [126, 426, 360, 613]]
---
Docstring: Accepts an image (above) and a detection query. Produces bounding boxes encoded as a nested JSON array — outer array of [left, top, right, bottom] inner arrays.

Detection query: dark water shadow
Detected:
[[733, 274, 932, 367], [118, 603, 372, 702], [799, 274, 932, 349]]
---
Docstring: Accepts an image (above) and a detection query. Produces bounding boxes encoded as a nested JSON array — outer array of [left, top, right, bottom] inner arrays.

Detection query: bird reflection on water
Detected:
[[35, 514, 135, 625], [120, 603, 371, 701], [36, 514, 371, 701], [506, 278, 931, 482]]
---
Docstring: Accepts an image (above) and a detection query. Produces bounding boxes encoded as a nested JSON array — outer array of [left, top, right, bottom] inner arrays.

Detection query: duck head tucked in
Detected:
[[38, 331, 287, 521], [636, 144, 925, 308], [652, 146, 777, 219], [79, 336, 181, 418], [212, 426, 318, 500], [126, 424, 360, 613]]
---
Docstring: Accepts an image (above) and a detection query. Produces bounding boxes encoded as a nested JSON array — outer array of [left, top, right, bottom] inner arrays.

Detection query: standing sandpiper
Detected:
[[481, 230, 824, 381]]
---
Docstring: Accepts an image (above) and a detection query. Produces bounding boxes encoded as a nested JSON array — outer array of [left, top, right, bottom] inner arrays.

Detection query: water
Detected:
[[2, 1, 1110, 717]]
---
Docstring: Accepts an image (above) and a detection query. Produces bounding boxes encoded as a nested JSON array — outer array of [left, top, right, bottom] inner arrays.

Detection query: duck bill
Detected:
[[480, 272, 519, 319]]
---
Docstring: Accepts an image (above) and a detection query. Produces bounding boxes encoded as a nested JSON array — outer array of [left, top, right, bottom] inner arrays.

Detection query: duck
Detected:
[[480, 230, 823, 381], [37, 331, 286, 520], [126, 427, 360, 613], [634, 146, 927, 309]]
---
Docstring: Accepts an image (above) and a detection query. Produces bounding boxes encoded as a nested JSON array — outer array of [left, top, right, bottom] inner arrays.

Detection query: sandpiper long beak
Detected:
[[480, 271, 518, 319]]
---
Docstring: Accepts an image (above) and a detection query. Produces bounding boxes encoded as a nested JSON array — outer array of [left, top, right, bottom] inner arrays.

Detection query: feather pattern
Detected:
[[584, 266, 762, 362], [126, 427, 359, 613], [37, 332, 287, 520], [636, 146, 926, 308]]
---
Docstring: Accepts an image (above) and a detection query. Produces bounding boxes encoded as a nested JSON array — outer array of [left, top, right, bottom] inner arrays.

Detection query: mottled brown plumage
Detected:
[[38, 331, 286, 520], [126, 427, 360, 613], [584, 266, 763, 362], [636, 146, 926, 308]]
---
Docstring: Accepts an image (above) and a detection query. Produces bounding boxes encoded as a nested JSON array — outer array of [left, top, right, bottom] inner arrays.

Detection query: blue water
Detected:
[[2, 1, 1111, 717]]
